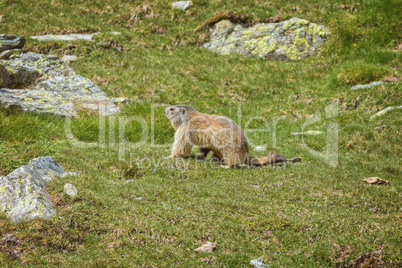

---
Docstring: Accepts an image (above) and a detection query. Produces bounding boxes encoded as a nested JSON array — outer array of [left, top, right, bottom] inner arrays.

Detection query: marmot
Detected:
[[164, 105, 301, 167]]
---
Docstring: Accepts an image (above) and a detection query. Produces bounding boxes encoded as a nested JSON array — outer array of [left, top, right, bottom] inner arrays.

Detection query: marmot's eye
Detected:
[[170, 108, 175, 111]]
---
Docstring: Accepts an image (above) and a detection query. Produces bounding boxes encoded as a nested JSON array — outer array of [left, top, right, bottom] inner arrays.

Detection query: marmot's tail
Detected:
[[250, 153, 302, 166]]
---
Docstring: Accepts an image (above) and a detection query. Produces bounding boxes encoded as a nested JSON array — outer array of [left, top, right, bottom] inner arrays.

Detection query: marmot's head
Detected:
[[165, 105, 196, 129]]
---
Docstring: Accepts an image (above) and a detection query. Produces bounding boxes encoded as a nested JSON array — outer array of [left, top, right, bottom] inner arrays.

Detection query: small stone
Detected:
[[172, 1, 192, 11], [351, 81, 385, 90], [292, 130, 324, 136], [370, 107, 397, 120], [362, 177, 388, 185], [64, 183, 78, 197], [30, 33, 100, 42], [250, 259, 270, 268], [374, 125, 387, 130], [61, 55, 77, 63], [111, 32, 121, 35], [0, 34, 25, 52], [194, 242, 217, 253], [254, 146, 267, 151]]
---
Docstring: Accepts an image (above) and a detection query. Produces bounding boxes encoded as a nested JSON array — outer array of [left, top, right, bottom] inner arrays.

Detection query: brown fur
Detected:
[[165, 105, 301, 167]]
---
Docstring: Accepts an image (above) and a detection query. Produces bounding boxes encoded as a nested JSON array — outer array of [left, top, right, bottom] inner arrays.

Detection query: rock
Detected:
[[254, 146, 267, 151], [194, 242, 217, 253], [362, 177, 388, 185], [292, 130, 324, 136], [63, 183, 78, 197], [0, 50, 122, 117], [172, 1, 192, 11], [0, 34, 25, 53], [61, 55, 77, 63], [30, 33, 100, 42], [250, 259, 270, 268], [369, 106, 402, 120], [0, 49, 29, 60], [0, 156, 64, 222], [374, 125, 387, 130], [27, 156, 65, 183], [203, 18, 330, 61], [351, 81, 385, 90]]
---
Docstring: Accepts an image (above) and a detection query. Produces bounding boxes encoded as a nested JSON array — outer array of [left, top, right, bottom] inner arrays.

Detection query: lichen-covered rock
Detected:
[[27, 156, 65, 183], [0, 49, 121, 117], [203, 18, 330, 61], [0, 34, 25, 53], [0, 156, 64, 222]]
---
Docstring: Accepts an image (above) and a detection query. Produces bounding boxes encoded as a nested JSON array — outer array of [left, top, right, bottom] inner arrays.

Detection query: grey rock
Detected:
[[61, 55, 77, 63], [203, 18, 330, 61], [0, 49, 29, 60], [250, 259, 270, 268], [172, 1, 191, 11], [0, 34, 25, 53], [351, 81, 385, 90], [374, 125, 387, 130], [63, 183, 78, 197], [0, 156, 64, 222], [370, 106, 402, 120], [0, 50, 122, 117], [30, 33, 100, 42], [27, 156, 65, 183]]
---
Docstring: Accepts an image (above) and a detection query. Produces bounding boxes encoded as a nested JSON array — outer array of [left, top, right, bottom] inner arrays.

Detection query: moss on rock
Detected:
[[203, 17, 330, 61]]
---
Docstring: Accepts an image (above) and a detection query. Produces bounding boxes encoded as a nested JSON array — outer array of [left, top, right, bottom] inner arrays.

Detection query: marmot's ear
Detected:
[[180, 108, 186, 114]]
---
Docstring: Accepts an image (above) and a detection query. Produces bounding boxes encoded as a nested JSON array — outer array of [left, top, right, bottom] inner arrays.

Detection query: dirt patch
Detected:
[[345, 249, 385, 267], [333, 244, 353, 264], [0, 233, 23, 260]]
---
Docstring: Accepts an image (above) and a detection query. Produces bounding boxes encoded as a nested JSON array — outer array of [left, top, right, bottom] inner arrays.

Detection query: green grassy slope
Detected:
[[0, 0, 401, 266]]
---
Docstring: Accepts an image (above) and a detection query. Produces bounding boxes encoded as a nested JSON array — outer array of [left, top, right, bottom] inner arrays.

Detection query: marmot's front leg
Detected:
[[171, 133, 193, 157]]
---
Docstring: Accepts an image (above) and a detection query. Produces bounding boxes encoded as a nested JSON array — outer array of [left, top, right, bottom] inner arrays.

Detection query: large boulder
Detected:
[[0, 49, 121, 117], [0, 34, 25, 53], [0, 157, 64, 222], [203, 18, 330, 61]]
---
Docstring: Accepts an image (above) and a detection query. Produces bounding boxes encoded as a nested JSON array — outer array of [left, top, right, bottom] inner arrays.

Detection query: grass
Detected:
[[0, 0, 401, 266]]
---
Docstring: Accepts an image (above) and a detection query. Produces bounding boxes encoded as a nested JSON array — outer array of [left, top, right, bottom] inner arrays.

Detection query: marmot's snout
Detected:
[[164, 107, 173, 118], [165, 106, 180, 119]]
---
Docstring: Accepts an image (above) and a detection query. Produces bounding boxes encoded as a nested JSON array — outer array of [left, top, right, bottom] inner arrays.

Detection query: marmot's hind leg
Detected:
[[199, 148, 211, 159]]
